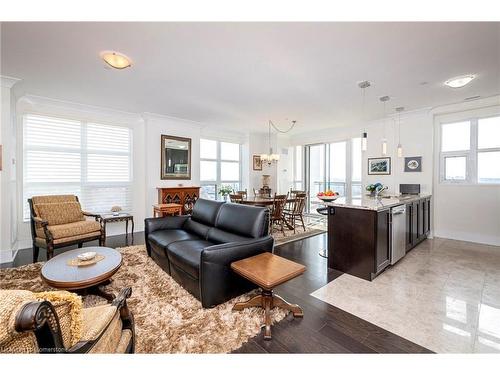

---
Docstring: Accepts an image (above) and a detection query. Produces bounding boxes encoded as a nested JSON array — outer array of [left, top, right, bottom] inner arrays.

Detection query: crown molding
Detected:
[[0, 75, 21, 89]]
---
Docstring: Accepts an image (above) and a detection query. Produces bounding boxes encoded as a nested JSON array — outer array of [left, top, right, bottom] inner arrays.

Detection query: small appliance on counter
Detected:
[[399, 184, 420, 196]]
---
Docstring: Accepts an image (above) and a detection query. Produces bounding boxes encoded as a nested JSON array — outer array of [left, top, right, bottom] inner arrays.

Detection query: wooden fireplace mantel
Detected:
[[156, 186, 200, 214]]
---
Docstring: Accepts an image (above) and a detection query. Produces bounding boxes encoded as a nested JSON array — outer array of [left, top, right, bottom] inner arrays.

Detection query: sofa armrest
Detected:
[[199, 236, 274, 307], [144, 215, 190, 256]]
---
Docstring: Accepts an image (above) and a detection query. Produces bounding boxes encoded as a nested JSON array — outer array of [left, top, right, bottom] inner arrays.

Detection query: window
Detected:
[[304, 138, 362, 213], [440, 116, 500, 184], [23, 114, 132, 220], [200, 139, 241, 200]]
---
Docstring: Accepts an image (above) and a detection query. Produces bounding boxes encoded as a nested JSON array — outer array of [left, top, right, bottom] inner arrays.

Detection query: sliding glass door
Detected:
[[305, 138, 361, 213]]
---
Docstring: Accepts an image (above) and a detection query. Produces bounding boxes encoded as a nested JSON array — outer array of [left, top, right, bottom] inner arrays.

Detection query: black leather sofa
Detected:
[[144, 199, 273, 308]]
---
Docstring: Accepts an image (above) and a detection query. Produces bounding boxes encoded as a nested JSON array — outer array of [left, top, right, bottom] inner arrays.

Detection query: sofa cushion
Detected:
[[207, 228, 251, 244], [167, 240, 214, 279], [36, 220, 101, 239], [148, 229, 201, 249], [191, 199, 224, 226], [215, 203, 268, 238], [183, 219, 211, 239], [35, 202, 85, 225]]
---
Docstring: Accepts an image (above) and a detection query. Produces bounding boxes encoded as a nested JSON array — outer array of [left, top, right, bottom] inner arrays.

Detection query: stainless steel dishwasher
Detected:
[[390, 204, 406, 265]]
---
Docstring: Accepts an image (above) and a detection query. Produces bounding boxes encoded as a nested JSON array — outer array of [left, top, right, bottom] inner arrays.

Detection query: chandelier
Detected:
[[260, 120, 297, 166]]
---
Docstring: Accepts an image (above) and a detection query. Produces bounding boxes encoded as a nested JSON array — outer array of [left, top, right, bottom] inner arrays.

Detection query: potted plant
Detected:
[[218, 185, 233, 201]]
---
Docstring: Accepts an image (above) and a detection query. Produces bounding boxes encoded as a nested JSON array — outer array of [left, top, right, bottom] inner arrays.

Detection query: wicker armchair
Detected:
[[0, 288, 134, 354], [28, 195, 105, 262]]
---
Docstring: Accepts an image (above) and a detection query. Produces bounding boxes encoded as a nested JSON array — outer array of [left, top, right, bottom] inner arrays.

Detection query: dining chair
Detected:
[[253, 188, 261, 197], [236, 189, 247, 199], [229, 193, 243, 203], [270, 193, 288, 236], [284, 193, 307, 233]]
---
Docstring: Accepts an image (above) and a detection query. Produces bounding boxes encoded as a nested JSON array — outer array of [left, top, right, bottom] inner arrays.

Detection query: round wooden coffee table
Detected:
[[41, 247, 122, 301]]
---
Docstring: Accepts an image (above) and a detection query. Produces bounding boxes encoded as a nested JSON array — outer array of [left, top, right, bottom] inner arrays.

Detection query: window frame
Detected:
[[22, 114, 133, 221], [200, 138, 242, 200], [439, 115, 500, 185]]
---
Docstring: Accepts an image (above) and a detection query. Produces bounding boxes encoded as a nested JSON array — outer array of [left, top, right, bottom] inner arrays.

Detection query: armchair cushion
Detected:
[[33, 291, 83, 348], [35, 220, 101, 239], [0, 290, 83, 352], [35, 201, 84, 225], [0, 290, 39, 353], [81, 304, 118, 341]]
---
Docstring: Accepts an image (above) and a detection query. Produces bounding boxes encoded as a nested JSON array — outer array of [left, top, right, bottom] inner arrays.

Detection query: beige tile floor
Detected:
[[311, 237, 500, 353]]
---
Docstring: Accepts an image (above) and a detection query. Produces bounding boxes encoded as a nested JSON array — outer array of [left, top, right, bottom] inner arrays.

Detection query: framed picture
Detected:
[[404, 156, 422, 172], [368, 157, 391, 175], [253, 155, 262, 171], [160, 135, 192, 180]]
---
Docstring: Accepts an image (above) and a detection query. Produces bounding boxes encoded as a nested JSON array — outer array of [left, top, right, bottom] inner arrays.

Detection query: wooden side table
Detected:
[[153, 203, 183, 217], [102, 213, 134, 244], [231, 252, 306, 340]]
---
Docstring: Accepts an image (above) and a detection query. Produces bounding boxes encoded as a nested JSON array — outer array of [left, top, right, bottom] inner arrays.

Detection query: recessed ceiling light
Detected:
[[100, 51, 132, 69], [444, 74, 475, 88]]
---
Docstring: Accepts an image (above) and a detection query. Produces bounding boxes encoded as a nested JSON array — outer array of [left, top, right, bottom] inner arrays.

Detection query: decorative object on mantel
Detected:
[[368, 157, 391, 175], [404, 156, 422, 172], [358, 80, 371, 152], [218, 185, 233, 201], [260, 119, 297, 166], [161, 134, 191, 180], [396, 106, 405, 157], [252, 155, 263, 171]]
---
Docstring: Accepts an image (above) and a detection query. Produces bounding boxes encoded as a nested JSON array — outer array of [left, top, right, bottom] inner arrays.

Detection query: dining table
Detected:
[[240, 196, 298, 230]]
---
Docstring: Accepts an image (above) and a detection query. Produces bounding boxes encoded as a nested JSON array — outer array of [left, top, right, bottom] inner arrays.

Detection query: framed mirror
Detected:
[[161, 135, 191, 180]]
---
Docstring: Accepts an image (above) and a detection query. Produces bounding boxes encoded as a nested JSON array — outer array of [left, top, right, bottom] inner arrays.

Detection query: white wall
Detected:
[[286, 96, 500, 246], [432, 98, 500, 246], [0, 76, 21, 263], [288, 108, 434, 195]]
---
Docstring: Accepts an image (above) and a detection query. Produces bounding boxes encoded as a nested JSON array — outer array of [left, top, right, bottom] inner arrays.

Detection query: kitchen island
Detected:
[[324, 194, 431, 281]]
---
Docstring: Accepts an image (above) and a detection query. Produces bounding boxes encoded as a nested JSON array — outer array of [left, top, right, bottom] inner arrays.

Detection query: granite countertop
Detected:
[[320, 194, 432, 211]]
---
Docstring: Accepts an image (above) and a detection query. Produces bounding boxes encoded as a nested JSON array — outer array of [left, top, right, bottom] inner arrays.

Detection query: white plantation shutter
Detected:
[[23, 115, 132, 219]]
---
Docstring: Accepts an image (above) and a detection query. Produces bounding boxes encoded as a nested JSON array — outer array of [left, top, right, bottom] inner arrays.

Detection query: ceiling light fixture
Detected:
[[444, 74, 475, 88], [396, 107, 404, 158], [380, 96, 390, 156], [358, 80, 371, 152], [260, 120, 297, 166], [100, 51, 132, 69]]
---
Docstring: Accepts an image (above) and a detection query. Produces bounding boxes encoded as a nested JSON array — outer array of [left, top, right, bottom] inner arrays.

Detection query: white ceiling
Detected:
[[1, 22, 499, 133]]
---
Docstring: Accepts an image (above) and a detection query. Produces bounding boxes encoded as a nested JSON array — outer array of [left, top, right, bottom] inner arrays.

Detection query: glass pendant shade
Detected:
[[362, 132, 367, 151], [382, 139, 387, 156], [397, 143, 403, 157]]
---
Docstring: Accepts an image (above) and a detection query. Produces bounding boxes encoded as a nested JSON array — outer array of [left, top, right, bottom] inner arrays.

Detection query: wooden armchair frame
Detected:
[[14, 288, 135, 354], [28, 196, 105, 262]]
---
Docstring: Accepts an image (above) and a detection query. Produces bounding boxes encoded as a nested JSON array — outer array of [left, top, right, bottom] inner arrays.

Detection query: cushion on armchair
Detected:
[[0, 290, 83, 353], [34, 201, 85, 225], [81, 304, 126, 353], [35, 220, 102, 239]]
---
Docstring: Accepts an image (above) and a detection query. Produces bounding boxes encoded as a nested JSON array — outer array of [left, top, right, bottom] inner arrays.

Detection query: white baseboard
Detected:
[[434, 230, 500, 247]]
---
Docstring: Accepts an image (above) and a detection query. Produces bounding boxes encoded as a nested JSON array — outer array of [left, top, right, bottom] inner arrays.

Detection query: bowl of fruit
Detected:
[[317, 190, 339, 201]]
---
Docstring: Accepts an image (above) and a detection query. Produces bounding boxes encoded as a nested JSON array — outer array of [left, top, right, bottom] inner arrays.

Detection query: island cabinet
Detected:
[[405, 197, 431, 252], [327, 206, 391, 281]]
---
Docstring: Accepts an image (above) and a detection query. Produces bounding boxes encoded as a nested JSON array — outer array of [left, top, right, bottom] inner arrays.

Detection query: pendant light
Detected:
[[396, 106, 404, 157], [379, 96, 390, 156], [358, 81, 371, 151]]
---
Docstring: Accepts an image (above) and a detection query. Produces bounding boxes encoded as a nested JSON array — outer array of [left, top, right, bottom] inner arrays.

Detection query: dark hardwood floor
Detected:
[[4, 231, 432, 354]]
